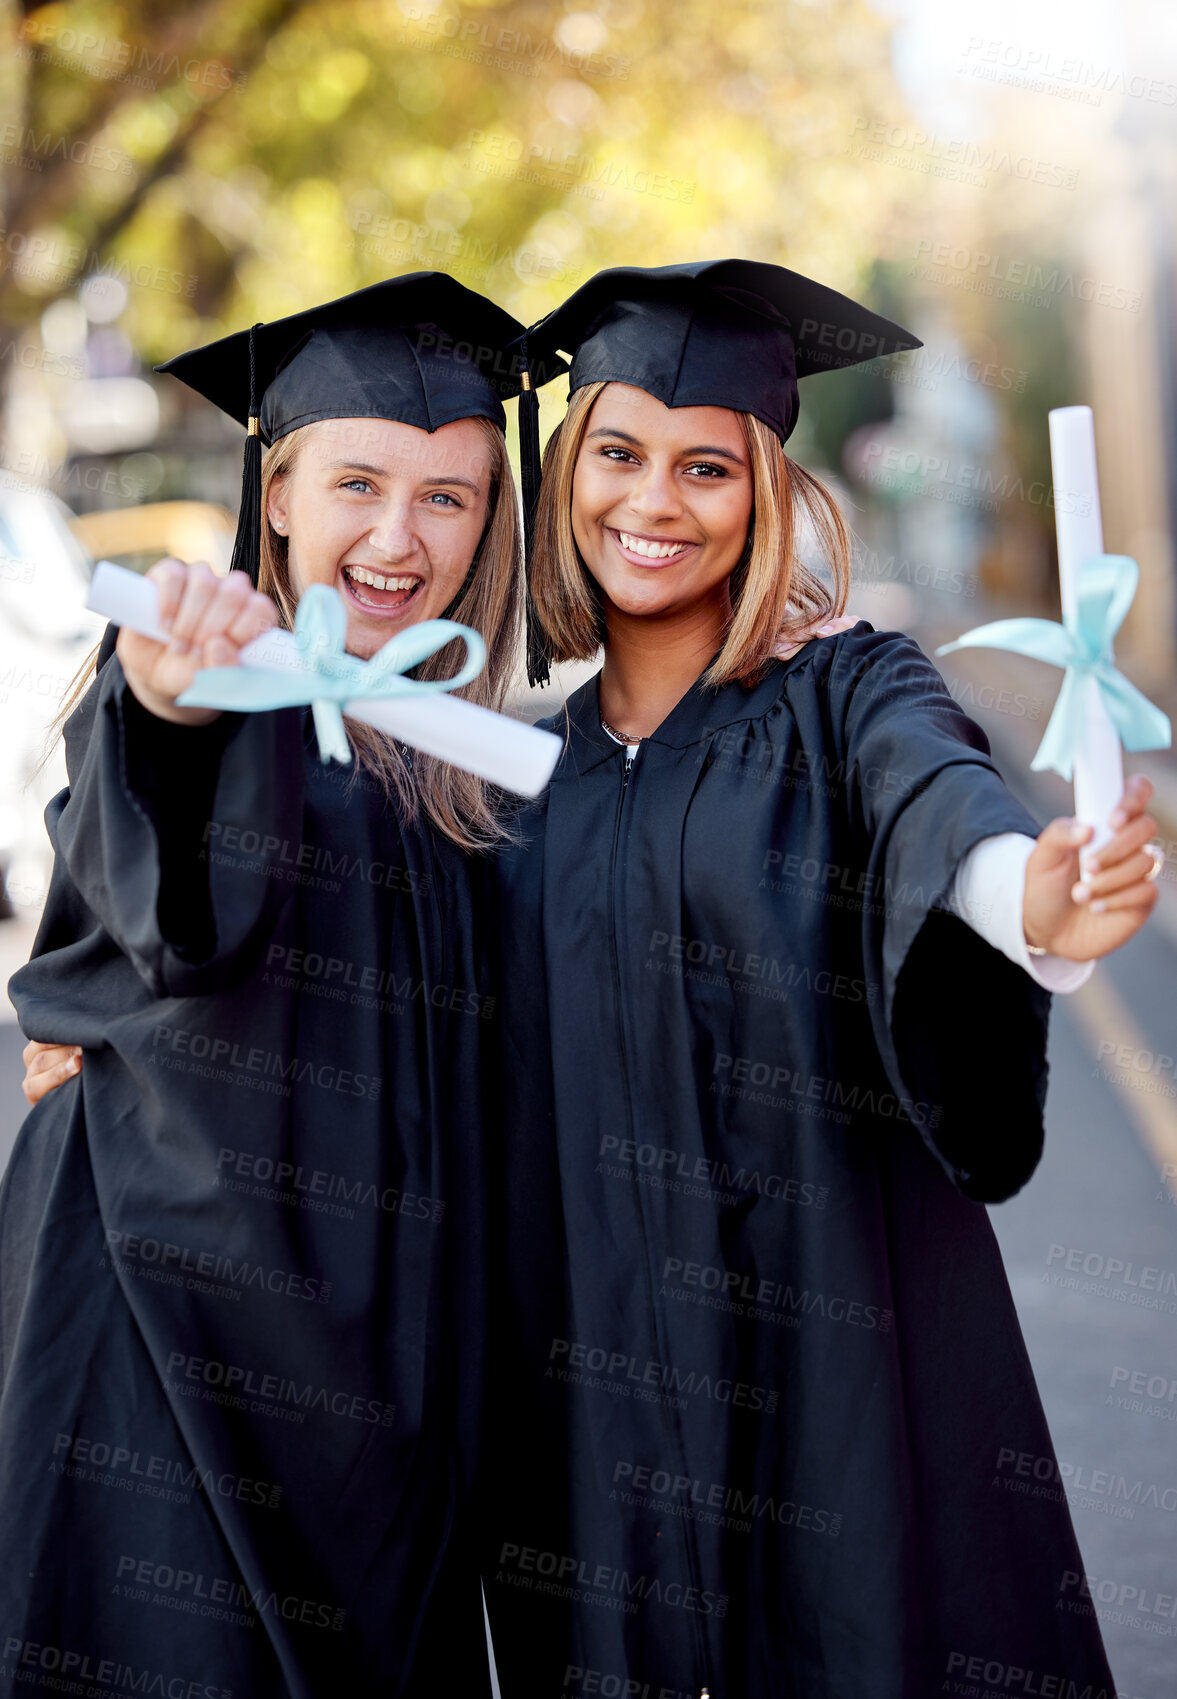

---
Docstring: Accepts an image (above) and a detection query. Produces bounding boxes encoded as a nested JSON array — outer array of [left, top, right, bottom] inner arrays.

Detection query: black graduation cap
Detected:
[[512, 259, 921, 683], [155, 272, 537, 586]]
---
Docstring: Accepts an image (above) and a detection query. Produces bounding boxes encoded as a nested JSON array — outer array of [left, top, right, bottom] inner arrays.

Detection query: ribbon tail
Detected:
[[311, 699, 352, 765], [1094, 667, 1173, 755], [1029, 666, 1086, 780], [935, 617, 1075, 670], [178, 667, 319, 713]]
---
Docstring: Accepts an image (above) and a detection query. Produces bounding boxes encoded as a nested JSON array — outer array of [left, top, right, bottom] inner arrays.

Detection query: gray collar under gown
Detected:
[[0, 651, 494, 1697], [479, 623, 1119, 1699]]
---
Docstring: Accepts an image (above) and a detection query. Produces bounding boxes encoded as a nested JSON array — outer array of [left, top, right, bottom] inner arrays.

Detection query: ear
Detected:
[[265, 475, 288, 536]]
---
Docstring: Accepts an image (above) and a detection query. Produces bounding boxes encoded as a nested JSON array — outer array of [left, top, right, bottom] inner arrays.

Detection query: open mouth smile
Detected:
[[341, 565, 424, 616], [608, 527, 698, 566]]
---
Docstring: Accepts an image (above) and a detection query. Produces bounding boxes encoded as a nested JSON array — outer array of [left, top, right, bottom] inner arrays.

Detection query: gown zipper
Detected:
[[606, 747, 715, 1699]]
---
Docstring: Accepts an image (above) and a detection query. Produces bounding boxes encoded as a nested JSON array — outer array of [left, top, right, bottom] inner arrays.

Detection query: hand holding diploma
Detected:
[[115, 559, 279, 726], [89, 558, 562, 796], [1022, 774, 1162, 960], [936, 407, 1170, 864]]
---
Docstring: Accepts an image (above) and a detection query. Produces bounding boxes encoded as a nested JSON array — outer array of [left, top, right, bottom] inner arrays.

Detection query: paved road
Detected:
[[1, 661, 1175, 1693]]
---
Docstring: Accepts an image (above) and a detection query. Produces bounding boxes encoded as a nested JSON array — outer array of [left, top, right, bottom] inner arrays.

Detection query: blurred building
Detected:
[[1079, 0, 1177, 698]]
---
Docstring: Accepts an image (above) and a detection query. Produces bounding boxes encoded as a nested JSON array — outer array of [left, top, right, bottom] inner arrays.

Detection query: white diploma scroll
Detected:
[[86, 561, 562, 799], [1048, 406, 1126, 854]]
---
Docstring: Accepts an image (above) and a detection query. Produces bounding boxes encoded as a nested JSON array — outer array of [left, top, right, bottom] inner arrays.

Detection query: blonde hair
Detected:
[[260, 416, 522, 851], [53, 417, 523, 854], [531, 381, 852, 688]]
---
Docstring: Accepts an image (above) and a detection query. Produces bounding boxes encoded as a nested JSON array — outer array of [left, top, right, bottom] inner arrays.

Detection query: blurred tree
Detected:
[[1, 0, 924, 455]]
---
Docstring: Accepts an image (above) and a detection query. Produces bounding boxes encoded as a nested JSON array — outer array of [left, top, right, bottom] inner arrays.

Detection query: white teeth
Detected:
[[618, 531, 688, 559], [345, 567, 419, 593]]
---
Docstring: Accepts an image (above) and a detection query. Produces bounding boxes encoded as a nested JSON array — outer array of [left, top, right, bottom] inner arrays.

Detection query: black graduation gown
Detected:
[[482, 624, 1117, 1699], [0, 655, 492, 1698]]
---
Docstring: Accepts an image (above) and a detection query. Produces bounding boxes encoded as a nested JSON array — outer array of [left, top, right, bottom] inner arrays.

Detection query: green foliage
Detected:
[[2, 0, 921, 413]]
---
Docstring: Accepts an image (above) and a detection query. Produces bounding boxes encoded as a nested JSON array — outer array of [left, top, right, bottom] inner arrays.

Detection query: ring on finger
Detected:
[[1145, 843, 1164, 882]]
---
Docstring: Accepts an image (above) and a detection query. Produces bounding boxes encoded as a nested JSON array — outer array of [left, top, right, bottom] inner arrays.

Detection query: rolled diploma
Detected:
[[85, 561, 562, 799], [1047, 406, 1125, 855]]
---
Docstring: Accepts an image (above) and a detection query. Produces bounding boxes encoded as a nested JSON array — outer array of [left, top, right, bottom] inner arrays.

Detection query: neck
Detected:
[[598, 585, 730, 739]]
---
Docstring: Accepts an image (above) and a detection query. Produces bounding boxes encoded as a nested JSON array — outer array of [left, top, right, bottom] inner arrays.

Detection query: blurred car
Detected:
[[0, 482, 105, 921], [70, 500, 236, 577]]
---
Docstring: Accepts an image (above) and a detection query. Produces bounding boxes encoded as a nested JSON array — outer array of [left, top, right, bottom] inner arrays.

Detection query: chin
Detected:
[[599, 576, 684, 620]]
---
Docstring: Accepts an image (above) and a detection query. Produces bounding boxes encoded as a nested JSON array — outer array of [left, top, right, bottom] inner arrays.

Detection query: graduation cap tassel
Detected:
[[229, 322, 264, 588], [518, 337, 551, 689]]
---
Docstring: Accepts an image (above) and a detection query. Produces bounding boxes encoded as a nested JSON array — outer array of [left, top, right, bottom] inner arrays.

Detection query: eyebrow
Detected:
[[585, 427, 745, 465], [327, 460, 482, 492]]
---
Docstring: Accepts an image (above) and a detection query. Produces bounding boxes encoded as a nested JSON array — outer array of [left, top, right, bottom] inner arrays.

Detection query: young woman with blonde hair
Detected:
[[1, 274, 527, 1698]]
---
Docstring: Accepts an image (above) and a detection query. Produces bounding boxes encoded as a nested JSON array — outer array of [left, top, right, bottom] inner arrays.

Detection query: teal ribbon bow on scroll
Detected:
[[935, 553, 1171, 780], [177, 583, 486, 765]]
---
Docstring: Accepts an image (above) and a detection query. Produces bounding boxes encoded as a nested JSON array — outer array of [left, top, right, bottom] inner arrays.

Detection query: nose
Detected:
[[625, 456, 684, 526], [365, 496, 421, 564]]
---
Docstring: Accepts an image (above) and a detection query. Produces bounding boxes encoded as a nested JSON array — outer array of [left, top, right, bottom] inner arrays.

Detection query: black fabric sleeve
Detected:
[[53, 655, 306, 999], [828, 626, 1051, 1204]]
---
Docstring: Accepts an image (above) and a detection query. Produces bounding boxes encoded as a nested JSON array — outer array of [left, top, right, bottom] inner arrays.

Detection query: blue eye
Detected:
[[427, 491, 461, 507], [341, 477, 373, 493]]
